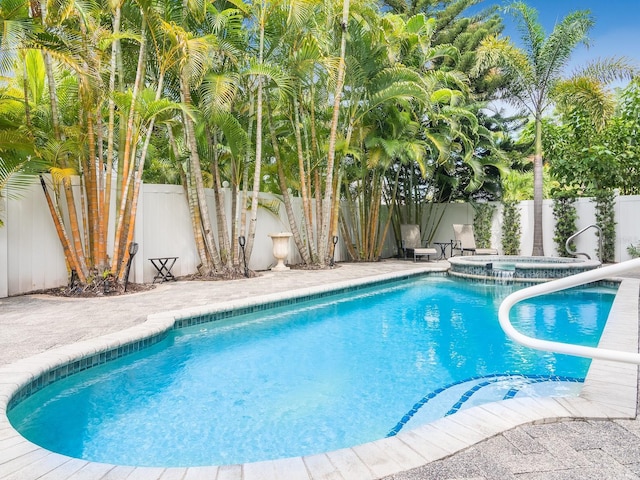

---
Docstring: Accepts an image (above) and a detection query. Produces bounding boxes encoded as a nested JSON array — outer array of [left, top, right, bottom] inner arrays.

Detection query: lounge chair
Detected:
[[452, 224, 498, 256], [400, 224, 437, 262]]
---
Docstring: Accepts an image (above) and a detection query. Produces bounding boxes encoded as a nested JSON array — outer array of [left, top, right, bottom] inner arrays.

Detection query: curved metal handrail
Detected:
[[565, 224, 603, 261], [498, 258, 640, 365]]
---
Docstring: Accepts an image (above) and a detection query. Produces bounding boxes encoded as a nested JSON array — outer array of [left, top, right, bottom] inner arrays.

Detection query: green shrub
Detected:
[[501, 200, 521, 255], [628, 244, 640, 258], [473, 203, 496, 249], [593, 190, 616, 263], [552, 194, 577, 257]]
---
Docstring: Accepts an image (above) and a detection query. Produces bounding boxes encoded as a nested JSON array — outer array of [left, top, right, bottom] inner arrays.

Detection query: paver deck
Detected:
[[1, 260, 639, 480]]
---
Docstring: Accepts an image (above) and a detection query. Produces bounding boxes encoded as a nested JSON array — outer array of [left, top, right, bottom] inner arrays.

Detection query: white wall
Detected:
[[3, 184, 640, 297], [5, 179, 67, 295], [617, 195, 640, 262], [133, 186, 308, 282]]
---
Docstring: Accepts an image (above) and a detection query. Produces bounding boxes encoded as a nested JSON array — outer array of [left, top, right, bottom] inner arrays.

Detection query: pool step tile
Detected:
[[371, 436, 430, 471], [324, 447, 374, 479], [215, 464, 242, 480], [271, 457, 309, 480], [123, 466, 165, 480], [66, 463, 119, 480], [427, 415, 495, 446], [182, 466, 219, 480], [0, 453, 71, 480], [580, 380, 637, 411], [409, 423, 469, 453], [158, 468, 189, 480], [302, 453, 345, 480], [394, 430, 451, 463], [242, 460, 279, 480], [351, 441, 404, 478], [0, 448, 51, 479], [444, 408, 514, 438], [34, 458, 89, 479]]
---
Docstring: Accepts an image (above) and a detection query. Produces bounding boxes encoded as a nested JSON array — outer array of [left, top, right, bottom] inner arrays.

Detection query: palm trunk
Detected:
[[292, 93, 316, 260], [180, 73, 223, 272], [101, 3, 121, 270], [40, 176, 86, 283], [376, 167, 399, 258], [245, 5, 265, 262], [209, 128, 233, 268], [168, 126, 210, 274], [265, 94, 311, 264], [329, 163, 343, 255], [20, 54, 32, 130], [85, 110, 100, 266], [328, 119, 353, 260], [62, 176, 89, 279], [115, 70, 166, 280], [319, 0, 350, 263], [239, 99, 253, 246], [111, 19, 147, 273], [532, 115, 545, 256], [116, 119, 153, 280], [343, 175, 361, 259], [43, 53, 62, 141], [95, 109, 107, 270], [314, 169, 322, 240]]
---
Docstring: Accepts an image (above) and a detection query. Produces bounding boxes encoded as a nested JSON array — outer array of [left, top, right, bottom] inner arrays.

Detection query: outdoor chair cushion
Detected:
[[413, 247, 437, 261]]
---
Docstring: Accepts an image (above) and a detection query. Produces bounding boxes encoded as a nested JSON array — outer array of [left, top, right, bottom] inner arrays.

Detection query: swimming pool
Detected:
[[7, 275, 615, 468]]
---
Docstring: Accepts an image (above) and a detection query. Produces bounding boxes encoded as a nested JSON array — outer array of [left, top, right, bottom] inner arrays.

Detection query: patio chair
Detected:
[[452, 224, 498, 256], [400, 224, 437, 262]]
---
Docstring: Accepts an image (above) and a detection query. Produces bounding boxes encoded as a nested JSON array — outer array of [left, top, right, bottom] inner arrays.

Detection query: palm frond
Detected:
[[503, 1, 545, 62], [572, 57, 638, 85], [211, 110, 248, 160], [201, 72, 240, 114], [0, 157, 41, 200], [241, 61, 294, 98], [538, 10, 593, 84], [552, 76, 615, 131]]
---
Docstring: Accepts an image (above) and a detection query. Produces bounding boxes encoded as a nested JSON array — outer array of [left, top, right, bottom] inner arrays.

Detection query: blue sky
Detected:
[[473, 0, 640, 74]]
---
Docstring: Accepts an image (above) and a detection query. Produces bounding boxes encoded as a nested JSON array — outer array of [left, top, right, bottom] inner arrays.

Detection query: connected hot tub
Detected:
[[448, 255, 601, 283]]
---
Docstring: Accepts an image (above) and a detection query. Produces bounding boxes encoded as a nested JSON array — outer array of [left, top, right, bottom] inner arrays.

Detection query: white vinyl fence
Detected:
[[2, 179, 640, 298]]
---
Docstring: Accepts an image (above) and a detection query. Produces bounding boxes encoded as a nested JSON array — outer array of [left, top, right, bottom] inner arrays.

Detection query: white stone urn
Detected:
[[268, 232, 293, 271]]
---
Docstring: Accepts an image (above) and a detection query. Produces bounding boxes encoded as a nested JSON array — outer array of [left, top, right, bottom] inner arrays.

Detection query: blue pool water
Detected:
[[9, 276, 615, 467]]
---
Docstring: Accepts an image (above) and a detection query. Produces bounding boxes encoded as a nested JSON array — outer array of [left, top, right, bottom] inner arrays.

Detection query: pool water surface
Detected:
[[8, 276, 615, 467]]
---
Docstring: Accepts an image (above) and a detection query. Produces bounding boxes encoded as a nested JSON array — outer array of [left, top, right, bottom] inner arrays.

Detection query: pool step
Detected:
[[387, 374, 584, 436]]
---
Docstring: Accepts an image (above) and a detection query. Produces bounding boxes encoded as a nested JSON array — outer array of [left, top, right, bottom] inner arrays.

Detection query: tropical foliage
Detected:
[[551, 193, 577, 258], [0, 0, 637, 287], [474, 1, 635, 256]]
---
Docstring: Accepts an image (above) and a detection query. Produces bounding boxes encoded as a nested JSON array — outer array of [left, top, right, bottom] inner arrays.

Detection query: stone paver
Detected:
[[1, 260, 639, 480]]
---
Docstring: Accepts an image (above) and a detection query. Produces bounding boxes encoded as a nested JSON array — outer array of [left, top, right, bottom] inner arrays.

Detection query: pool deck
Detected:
[[1, 260, 639, 480]]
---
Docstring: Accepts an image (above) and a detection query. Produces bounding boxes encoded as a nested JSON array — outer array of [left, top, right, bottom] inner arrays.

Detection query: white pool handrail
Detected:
[[498, 257, 640, 365]]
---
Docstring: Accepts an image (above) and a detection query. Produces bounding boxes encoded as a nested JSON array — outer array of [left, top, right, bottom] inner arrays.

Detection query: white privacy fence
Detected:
[[2, 180, 640, 298]]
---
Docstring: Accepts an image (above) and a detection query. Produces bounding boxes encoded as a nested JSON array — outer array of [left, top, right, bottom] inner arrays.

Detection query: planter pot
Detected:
[[268, 232, 293, 271]]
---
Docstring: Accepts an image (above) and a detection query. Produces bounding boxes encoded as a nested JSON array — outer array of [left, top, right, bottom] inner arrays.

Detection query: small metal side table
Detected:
[[149, 257, 178, 283], [433, 241, 454, 259]]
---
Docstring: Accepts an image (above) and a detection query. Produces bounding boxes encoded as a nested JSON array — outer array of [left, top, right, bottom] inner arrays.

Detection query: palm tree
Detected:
[[474, 2, 595, 256]]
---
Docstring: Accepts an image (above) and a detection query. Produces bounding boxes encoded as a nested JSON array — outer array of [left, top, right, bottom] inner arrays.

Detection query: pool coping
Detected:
[[0, 270, 637, 480]]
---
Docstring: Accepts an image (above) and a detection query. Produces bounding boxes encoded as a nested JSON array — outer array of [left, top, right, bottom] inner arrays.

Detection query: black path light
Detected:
[[238, 236, 249, 277], [124, 242, 139, 292], [330, 235, 339, 267]]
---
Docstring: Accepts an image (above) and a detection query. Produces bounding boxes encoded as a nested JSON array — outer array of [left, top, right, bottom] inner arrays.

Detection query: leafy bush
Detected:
[[473, 203, 496, 249], [552, 194, 577, 257], [593, 190, 616, 262], [501, 200, 521, 255], [628, 244, 640, 259]]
